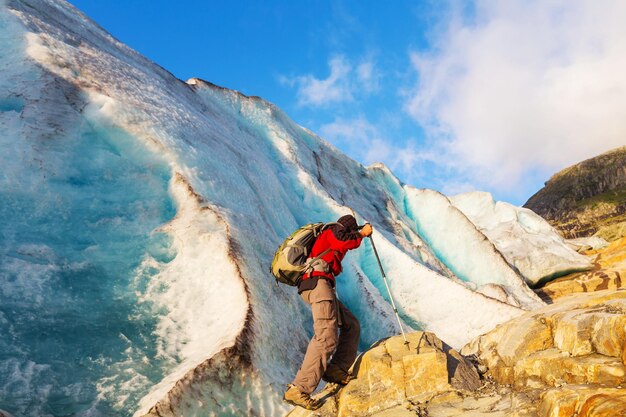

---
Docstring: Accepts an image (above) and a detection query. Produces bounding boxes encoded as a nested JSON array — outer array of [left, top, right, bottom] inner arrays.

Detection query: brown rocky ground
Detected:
[[287, 239, 626, 417]]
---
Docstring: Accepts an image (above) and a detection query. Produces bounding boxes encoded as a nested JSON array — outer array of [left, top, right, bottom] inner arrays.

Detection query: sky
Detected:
[[69, 0, 626, 205]]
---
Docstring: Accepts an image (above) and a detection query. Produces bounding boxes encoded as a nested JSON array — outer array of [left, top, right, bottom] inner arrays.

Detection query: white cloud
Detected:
[[296, 56, 352, 106], [356, 59, 380, 93], [319, 117, 380, 161], [319, 117, 435, 176], [282, 56, 380, 107], [319, 116, 376, 143], [440, 181, 477, 197], [406, 0, 626, 192]]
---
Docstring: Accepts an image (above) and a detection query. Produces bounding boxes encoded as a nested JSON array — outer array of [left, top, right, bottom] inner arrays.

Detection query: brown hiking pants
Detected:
[[292, 278, 360, 394]]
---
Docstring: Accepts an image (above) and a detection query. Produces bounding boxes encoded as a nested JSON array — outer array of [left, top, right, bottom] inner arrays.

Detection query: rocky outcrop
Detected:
[[537, 237, 626, 302], [524, 146, 626, 241], [424, 383, 626, 417], [287, 332, 481, 417], [463, 290, 626, 386], [461, 289, 626, 417], [287, 288, 626, 417], [540, 386, 626, 417]]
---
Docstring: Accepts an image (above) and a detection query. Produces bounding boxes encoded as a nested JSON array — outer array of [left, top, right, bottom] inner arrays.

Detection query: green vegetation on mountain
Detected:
[[525, 146, 626, 241]]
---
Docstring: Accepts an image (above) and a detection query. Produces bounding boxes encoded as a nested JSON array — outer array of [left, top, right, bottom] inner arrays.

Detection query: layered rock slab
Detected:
[[286, 290, 626, 417], [426, 385, 626, 417], [449, 290, 626, 417], [537, 237, 626, 302], [286, 332, 480, 417], [540, 386, 626, 417], [463, 290, 626, 389]]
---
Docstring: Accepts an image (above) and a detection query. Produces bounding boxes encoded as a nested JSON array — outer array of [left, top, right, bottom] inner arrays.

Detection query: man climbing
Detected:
[[284, 214, 373, 410]]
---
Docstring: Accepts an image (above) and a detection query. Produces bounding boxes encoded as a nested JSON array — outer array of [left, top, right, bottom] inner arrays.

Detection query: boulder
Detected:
[[463, 290, 626, 389], [539, 386, 626, 417], [287, 332, 481, 417], [287, 291, 626, 417]]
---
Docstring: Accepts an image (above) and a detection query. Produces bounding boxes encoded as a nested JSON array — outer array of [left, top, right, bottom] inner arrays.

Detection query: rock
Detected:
[[536, 237, 626, 302], [514, 349, 625, 388], [595, 237, 626, 270], [427, 389, 540, 417], [286, 332, 481, 417], [287, 291, 626, 417], [464, 290, 626, 390], [552, 309, 596, 356], [591, 313, 626, 361], [427, 394, 510, 417], [524, 146, 626, 241], [461, 313, 553, 372], [537, 270, 625, 302], [0, 410, 15, 417], [336, 332, 480, 417], [539, 385, 626, 417], [369, 406, 419, 417]]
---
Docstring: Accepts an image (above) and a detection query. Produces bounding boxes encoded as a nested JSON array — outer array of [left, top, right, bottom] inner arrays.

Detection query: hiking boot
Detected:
[[283, 384, 321, 410], [322, 364, 355, 385]]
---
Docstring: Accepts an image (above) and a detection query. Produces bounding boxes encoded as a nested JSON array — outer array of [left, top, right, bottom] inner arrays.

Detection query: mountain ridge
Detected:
[[525, 146, 626, 241]]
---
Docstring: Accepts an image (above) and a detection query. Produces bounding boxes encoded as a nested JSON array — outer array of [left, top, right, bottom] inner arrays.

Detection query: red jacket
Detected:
[[302, 228, 363, 283]]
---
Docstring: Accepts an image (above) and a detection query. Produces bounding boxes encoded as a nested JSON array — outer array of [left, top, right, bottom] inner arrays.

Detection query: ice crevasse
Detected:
[[0, 1, 590, 416]]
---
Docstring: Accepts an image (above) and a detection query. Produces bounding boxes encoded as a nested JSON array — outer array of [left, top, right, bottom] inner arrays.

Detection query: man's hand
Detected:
[[359, 223, 373, 237]]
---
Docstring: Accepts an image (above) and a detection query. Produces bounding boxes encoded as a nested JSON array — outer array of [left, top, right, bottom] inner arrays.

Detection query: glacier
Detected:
[[450, 191, 593, 286], [401, 188, 543, 308], [0, 1, 589, 416]]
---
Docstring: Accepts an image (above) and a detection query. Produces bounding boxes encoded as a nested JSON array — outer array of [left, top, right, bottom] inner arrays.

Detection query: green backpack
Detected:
[[269, 222, 337, 286]]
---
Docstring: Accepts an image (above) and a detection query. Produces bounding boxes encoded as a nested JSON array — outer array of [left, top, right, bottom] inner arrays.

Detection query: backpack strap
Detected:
[[313, 248, 333, 260], [319, 222, 340, 234], [304, 248, 339, 275], [300, 222, 341, 279]]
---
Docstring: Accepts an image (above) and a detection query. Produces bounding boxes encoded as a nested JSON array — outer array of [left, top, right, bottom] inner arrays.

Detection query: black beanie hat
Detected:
[[337, 214, 358, 231], [330, 214, 360, 241]]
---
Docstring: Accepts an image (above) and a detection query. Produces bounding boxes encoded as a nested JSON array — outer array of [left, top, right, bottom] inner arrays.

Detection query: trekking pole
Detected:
[[368, 233, 410, 347]]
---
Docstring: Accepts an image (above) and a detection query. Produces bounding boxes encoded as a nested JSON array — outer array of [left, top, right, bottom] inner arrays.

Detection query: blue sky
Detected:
[[69, 1, 626, 205]]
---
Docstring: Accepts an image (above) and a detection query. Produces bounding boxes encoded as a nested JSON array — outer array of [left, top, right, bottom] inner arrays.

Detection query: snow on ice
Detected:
[[450, 191, 592, 286]]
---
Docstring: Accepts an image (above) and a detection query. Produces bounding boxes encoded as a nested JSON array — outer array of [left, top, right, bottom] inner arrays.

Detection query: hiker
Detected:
[[284, 214, 373, 410]]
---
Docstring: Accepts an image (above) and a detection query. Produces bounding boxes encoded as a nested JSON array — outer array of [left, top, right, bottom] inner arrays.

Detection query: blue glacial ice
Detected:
[[0, 81, 176, 417], [450, 191, 593, 286], [401, 188, 544, 309], [0, 6, 179, 415]]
